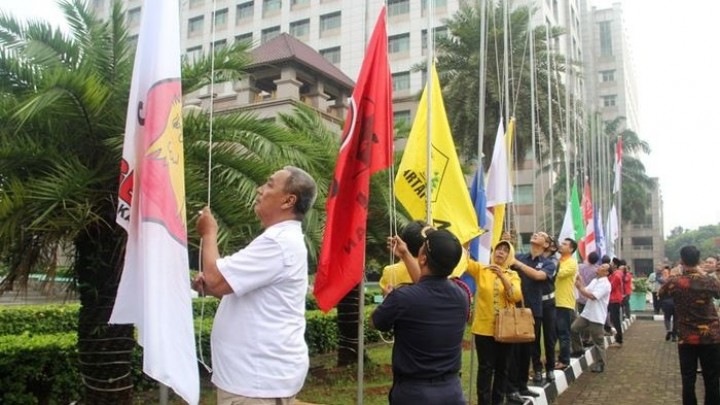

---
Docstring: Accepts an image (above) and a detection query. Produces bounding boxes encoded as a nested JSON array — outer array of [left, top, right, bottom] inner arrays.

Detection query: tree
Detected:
[[435, 1, 567, 168], [665, 224, 720, 263]]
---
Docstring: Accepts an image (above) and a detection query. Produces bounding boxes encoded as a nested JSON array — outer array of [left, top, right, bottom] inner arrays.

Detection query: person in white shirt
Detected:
[[570, 263, 612, 373], [193, 166, 317, 405]]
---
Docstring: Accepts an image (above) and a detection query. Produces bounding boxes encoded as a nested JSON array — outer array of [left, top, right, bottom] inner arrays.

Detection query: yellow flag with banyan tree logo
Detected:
[[394, 65, 480, 243]]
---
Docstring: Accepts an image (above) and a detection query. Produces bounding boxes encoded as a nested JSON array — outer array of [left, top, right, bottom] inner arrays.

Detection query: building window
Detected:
[[394, 110, 411, 124], [602, 95, 617, 107], [127, 7, 141, 28], [633, 259, 654, 276], [421, 26, 448, 52], [290, 19, 310, 38], [213, 8, 228, 29], [188, 16, 204, 37], [320, 12, 341, 36], [388, 33, 410, 54], [421, 0, 448, 11], [128, 34, 139, 50], [211, 39, 227, 51], [599, 20, 613, 57], [261, 26, 280, 44], [263, 0, 281, 16], [186, 45, 203, 62], [236, 1, 254, 22], [600, 70, 615, 82], [320, 47, 341, 64], [235, 32, 253, 44], [392, 71, 410, 92], [388, 0, 410, 17], [189, 0, 204, 8], [291, 0, 310, 7], [513, 185, 534, 205]]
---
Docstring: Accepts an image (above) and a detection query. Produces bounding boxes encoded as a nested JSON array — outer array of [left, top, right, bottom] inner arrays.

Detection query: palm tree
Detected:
[[0, 1, 335, 402], [435, 1, 567, 168], [603, 117, 654, 224]]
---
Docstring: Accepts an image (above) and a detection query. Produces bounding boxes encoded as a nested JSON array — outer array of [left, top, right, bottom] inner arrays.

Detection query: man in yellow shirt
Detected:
[[554, 238, 579, 370]]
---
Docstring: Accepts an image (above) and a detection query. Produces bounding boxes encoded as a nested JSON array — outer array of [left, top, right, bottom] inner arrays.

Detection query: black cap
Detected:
[[424, 229, 462, 276]]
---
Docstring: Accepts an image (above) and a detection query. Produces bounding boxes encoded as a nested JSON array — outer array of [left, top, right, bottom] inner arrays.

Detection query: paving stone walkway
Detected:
[[554, 319, 705, 405]]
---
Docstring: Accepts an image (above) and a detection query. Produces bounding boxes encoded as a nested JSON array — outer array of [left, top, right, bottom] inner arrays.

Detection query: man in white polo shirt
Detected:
[[193, 166, 317, 405], [571, 263, 612, 373]]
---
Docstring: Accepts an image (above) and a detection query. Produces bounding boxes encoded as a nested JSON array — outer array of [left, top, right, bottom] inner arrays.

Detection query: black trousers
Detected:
[[475, 334, 511, 405], [608, 302, 624, 344], [678, 343, 720, 405], [389, 375, 465, 405], [532, 300, 556, 372]]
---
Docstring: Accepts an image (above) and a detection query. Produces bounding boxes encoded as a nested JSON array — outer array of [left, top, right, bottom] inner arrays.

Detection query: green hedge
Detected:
[[0, 304, 79, 335], [0, 333, 81, 405], [0, 301, 382, 403]]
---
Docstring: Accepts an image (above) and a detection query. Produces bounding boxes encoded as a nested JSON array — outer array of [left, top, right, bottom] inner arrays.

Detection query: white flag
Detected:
[[559, 202, 575, 245], [606, 204, 619, 259], [112, 1, 199, 403], [477, 119, 512, 262]]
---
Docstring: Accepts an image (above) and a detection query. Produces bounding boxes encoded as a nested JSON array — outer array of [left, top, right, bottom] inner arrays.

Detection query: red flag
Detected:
[[579, 179, 596, 259], [313, 7, 393, 312], [111, 0, 198, 403]]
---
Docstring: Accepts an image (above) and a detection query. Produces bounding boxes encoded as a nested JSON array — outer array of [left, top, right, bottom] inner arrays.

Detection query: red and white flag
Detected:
[[111, 1, 199, 403], [314, 7, 393, 312]]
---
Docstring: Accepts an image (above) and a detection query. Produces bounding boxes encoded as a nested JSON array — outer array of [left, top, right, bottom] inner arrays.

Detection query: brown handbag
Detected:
[[494, 297, 535, 343]]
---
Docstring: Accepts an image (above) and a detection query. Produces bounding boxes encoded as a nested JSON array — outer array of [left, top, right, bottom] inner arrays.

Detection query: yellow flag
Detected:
[[394, 65, 480, 243]]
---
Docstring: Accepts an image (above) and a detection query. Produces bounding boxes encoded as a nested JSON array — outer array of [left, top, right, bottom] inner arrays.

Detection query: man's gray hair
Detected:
[[283, 165, 317, 219]]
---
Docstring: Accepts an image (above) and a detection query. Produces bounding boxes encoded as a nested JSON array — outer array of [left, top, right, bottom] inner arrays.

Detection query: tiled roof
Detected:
[[248, 33, 355, 90]]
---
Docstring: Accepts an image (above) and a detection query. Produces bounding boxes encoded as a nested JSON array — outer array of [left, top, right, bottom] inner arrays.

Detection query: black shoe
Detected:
[[520, 389, 540, 397], [546, 371, 555, 382], [571, 350, 585, 358], [591, 363, 604, 373], [532, 371, 543, 383], [506, 392, 526, 404], [665, 331, 672, 341], [671, 334, 678, 342]]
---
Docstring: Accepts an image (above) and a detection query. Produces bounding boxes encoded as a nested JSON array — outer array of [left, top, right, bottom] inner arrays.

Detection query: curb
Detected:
[[518, 315, 636, 405]]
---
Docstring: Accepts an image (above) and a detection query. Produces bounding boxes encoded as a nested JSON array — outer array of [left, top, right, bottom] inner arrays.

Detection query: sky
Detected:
[[1, 0, 719, 236]]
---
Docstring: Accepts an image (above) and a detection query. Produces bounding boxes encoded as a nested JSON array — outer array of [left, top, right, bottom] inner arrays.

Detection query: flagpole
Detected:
[[468, 0, 488, 398], [617, 136, 623, 258], [425, 0, 434, 224], [529, 10, 537, 232], [546, 17, 555, 235], [356, 3, 371, 404], [563, 0, 572, 200]]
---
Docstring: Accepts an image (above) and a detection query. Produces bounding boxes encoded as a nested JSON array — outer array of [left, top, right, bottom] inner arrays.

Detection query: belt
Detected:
[[542, 292, 555, 301]]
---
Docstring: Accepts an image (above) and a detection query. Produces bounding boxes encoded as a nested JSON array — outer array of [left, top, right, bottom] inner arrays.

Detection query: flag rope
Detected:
[[195, 0, 218, 375]]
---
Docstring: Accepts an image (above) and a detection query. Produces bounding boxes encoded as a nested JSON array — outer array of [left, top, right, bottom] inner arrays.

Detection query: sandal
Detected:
[[554, 361, 568, 370]]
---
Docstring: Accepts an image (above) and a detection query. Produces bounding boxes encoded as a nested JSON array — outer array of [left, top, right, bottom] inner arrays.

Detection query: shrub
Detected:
[[0, 333, 81, 405], [633, 277, 649, 293], [0, 304, 79, 335]]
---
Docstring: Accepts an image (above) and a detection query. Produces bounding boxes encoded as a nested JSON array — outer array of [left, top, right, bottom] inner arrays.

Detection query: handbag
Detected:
[[494, 297, 535, 343]]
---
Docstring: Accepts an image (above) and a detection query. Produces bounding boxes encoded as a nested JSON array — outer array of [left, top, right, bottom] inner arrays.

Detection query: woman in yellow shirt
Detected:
[[466, 240, 522, 405]]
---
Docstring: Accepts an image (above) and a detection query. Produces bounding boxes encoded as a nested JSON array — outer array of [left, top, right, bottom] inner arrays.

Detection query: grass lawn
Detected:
[[148, 330, 484, 405]]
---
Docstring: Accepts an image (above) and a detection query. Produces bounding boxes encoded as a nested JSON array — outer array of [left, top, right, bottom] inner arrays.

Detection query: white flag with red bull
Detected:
[[112, 1, 199, 403]]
